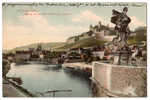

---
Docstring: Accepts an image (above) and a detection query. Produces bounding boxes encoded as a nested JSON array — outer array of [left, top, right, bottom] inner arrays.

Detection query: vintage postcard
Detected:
[[2, 2, 147, 97]]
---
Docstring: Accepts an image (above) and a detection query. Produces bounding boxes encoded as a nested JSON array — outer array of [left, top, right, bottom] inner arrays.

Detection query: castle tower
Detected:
[[89, 25, 93, 31]]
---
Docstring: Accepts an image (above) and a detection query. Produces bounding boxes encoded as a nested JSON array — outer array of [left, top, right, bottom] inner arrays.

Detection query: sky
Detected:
[[2, 2, 147, 50]]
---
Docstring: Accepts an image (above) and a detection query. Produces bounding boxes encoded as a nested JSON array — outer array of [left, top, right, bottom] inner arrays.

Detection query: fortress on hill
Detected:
[[67, 21, 115, 44]]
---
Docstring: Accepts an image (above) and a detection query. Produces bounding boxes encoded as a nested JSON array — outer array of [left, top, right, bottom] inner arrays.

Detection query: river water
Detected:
[[7, 62, 93, 97]]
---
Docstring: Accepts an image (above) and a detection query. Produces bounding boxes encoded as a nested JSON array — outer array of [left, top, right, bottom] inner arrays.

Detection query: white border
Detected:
[[0, 0, 149, 100], [1, 0, 149, 3]]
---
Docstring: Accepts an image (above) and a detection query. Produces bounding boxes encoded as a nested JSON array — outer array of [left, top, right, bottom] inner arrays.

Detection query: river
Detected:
[[7, 62, 93, 97]]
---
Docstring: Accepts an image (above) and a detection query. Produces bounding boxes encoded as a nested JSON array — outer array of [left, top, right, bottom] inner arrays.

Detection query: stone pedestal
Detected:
[[113, 53, 120, 65], [113, 50, 131, 65]]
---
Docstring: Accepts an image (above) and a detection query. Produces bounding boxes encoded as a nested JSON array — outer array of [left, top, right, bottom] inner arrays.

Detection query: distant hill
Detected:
[[133, 26, 147, 35], [134, 26, 147, 32], [128, 26, 147, 45], [8, 42, 66, 52]]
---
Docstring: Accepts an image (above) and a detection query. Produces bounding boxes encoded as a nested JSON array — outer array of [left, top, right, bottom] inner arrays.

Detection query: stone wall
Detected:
[[92, 62, 147, 97]]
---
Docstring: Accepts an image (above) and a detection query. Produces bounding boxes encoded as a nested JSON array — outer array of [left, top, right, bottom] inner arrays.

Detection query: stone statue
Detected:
[[111, 7, 131, 48], [110, 7, 132, 65]]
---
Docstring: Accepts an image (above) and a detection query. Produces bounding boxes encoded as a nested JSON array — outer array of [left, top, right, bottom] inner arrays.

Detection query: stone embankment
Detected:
[[3, 79, 35, 97], [62, 62, 92, 76]]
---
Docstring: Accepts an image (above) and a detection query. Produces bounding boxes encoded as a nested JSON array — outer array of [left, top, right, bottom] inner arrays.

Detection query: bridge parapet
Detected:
[[92, 62, 147, 97]]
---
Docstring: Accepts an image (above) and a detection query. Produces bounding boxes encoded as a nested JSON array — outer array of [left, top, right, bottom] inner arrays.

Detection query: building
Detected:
[[95, 30, 115, 41], [15, 51, 31, 61]]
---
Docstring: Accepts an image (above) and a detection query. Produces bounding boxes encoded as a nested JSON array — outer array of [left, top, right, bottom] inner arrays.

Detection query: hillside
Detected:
[[57, 37, 106, 50]]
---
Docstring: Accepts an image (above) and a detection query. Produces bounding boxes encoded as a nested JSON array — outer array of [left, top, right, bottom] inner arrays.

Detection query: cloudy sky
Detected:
[[3, 2, 147, 50]]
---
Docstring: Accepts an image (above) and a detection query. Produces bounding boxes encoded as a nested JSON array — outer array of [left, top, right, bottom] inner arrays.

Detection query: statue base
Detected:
[[113, 48, 131, 66]]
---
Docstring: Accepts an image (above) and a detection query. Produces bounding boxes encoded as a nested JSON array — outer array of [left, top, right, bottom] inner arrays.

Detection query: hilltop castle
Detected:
[[67, 21, 115, 44]]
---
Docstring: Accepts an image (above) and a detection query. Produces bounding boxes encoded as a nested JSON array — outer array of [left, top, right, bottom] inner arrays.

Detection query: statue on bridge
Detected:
[[110, 7, 132, 65], [111, 7, 131, 48]]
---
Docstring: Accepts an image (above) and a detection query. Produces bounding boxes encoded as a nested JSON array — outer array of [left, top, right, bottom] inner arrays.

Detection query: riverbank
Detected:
[[62, 62, 92, 77], [3, 60, 35, 97], [3, 79, 35, 97]]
